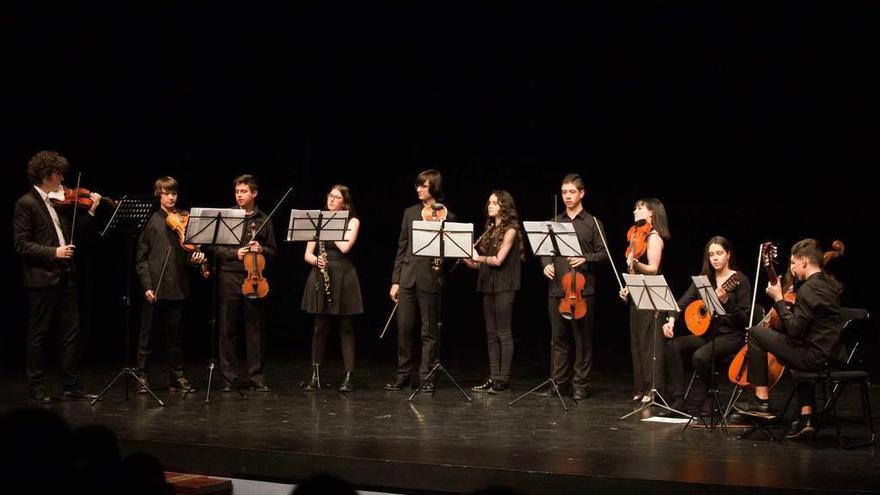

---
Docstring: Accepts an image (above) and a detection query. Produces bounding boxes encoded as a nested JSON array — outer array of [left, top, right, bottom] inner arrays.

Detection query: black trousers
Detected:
[[311, 315, 355, 372], [747, 325, 836, 407], [26, 276, 80, 390], [219, 294, 267, 384], [548, 295, 595, 390], [482, 291, 515, 383], [137, 299, 185, 379], [629, 304, 664, 395], [664, 333, 743, 398], [395, 287, 438, 380]]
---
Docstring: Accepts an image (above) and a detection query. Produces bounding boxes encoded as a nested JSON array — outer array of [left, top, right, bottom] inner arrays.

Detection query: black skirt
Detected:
[[301, 252, 364, 315]]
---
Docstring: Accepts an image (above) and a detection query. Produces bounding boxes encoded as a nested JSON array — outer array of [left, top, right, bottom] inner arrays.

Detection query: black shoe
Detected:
[[734, 396, 773, 417], [29, 387, 56, 403], [63, 388, 98, 400], [488, 381, 509, 394], [471, 378, 494, 392], [136, 375, 150, 394], [338, 372, 353, 393], [250, 381, 271, 393], [666, 396, 686, 413], [536, 381, 570, 398], [420, 380, 435, 393], [786, 414, 816, 439], [384, 375, 410, 391], [572, 386, 591, 401], [169, 377, 195, 393]]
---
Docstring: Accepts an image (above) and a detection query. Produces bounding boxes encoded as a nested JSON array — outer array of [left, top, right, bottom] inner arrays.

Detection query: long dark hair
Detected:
[[700, 236, 738, 286], [635, 197, 670, 240], [329, 184, 356, 218], [479, 190, 524, 261]]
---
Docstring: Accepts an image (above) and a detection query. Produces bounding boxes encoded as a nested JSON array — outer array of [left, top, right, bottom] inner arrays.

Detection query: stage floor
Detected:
[[2, 358, 878, 494]]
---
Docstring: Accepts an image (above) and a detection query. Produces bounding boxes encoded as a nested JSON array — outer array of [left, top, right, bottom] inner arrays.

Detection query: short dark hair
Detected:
[[561, 173, 585, 191], [153, 176, 179, 197], [27, 151, 69, 185], [233, 174, 259, 193], [791, 238, 823, 266], [415, 169, 443, 200]]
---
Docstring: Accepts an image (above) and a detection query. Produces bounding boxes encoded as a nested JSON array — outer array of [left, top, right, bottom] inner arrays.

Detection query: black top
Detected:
[[540, 209, 609, 298], [674, 271, 751, 336], [774, 272, 841, 359], [136, 209, 192, 300], [210, 207, 278, 296], [391, 203, 457, 293], [476, 227, 521, 294]]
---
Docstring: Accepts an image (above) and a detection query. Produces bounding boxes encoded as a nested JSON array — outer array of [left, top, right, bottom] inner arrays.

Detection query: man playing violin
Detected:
[[386, 169, 452, 393], [210, 174, 276, 393], [735, 238, 844, 439], [135, 176, 203, 394], [540, 173, 608, 400], [14, 150, 101, 402]]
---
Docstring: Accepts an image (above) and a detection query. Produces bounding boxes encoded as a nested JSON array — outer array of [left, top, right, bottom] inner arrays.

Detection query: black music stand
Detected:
[[683, 275, 729, 431], [286, 209, 351, 390], [619, 273, 689, 420], [183, 207, 247, 402], [406, 218, 474, 402], [91, 196, 163, 406], [508, 221, 581, 411]]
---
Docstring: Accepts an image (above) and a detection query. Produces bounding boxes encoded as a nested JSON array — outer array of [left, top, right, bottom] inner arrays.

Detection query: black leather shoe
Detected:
[[63, 388, 98, 400], [29, 387, 56, 403], [786, 414, 816, 439], [734, 396, 773, 417], [572, 386, 591, 401], [536, 382, 570, 398], [471, 378, 494, 392], [384, 376, 410, 391], [250, 381, 271, 393], [300, 364, 323, 391], [169, 377, 195, 393], [420, 380, 435, 393], [136, 375, 150, 394], [488, 381, 509, 394], [338, 372, 353, 393]]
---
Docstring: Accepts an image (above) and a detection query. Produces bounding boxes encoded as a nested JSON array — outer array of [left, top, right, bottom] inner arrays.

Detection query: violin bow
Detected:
[[593, 216, 624, 292], [153, 245, 173, 301], [250, 186, 294, 239], [68, 172, 83, 246]]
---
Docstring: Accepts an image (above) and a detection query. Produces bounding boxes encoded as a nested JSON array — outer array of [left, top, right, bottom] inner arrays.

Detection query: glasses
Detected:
[[328, 193, 344, 200]]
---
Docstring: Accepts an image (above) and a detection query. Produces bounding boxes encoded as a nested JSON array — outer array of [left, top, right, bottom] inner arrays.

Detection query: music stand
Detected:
[[407, 219, 473, 402], [682, 276, 730, 430], [619, 273, 690, 420], [183, 208, 247, 402], [91, 196, 163, 406], [508, 221, 581, 411], [286, 209, 351, 390]]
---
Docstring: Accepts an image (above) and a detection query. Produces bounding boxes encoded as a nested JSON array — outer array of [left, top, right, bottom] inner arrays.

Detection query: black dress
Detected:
[[301, 241, 364, 315]]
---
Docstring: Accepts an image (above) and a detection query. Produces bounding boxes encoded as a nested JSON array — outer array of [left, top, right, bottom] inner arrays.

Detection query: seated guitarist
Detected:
[[663, 236, 751, 414], [734, 238, 844, 439]]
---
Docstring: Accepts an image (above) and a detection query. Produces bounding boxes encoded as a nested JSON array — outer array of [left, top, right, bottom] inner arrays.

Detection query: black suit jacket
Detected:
[[136, 209, 193, 300], [13, 188, 81, 288], [392, 203, 457, 293]]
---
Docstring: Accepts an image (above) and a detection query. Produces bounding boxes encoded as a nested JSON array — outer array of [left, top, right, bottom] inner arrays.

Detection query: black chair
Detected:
[[783, 307, 875, 448]]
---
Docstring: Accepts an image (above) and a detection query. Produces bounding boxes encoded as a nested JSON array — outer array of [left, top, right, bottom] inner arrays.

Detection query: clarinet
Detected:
[[318, 240, 332, 303]]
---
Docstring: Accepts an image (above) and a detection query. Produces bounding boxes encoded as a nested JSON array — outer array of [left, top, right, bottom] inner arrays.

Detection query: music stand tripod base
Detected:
[[408, 362, 472, 401], [91, 367, 164, 407], [508, 379, 569, 411]]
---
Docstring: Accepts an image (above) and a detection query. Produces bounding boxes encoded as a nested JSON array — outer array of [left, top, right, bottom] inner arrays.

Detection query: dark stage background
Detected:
[[3, 4, 877, 379]]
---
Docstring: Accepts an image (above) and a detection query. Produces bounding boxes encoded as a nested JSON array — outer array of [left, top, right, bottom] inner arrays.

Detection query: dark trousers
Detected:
[[312, 315, 355, 372], [548, 295, 595, 390], [747, 325, 835, 407], [219, 295, 267, 384], [395, 287, 438, 380], [137, 299, 185, 379], [482, 291, 515, 383], [664, 333, 743, 398], [26, 277, 80, 390], [630, 304, 664, 395]]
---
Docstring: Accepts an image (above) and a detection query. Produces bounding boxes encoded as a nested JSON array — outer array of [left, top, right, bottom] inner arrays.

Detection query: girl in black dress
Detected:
[[301, 185, 363, 393]]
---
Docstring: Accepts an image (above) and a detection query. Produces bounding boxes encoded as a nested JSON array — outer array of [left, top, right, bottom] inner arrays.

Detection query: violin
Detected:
[[684, 272, 742, 336], [50, 186, 118, 210], [241, 221, 269, 299], [559, 268, 587, 320], [421, 203, 448, 271], [165, 210, 211, 279], [625, 219, 652, 273]]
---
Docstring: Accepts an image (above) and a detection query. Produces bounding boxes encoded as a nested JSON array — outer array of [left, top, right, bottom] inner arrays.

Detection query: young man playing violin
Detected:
[[211, 174, 276, 393], [541, 173, 608, 400], [135, 176, 204, 393], [386, 169, 452, 393], [734, 238, 844, 439], [14, 150, 102, 402]]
